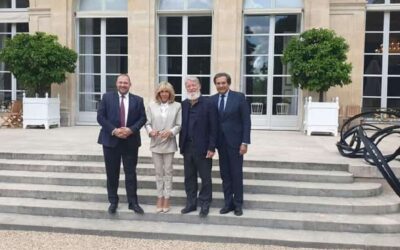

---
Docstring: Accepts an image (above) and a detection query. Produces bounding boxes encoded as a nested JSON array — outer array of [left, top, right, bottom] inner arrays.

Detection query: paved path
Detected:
[[0, 126, 398, 175], [0, 230, 317, 250]]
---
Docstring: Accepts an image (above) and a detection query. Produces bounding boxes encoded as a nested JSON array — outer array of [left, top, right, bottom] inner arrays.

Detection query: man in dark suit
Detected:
[[212, 72, 251, 216], [97, 74, 146, 215], [179, 76, 217, 218]]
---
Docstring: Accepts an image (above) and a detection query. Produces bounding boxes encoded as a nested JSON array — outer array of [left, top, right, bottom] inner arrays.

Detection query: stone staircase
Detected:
[[0, 152, 400, 249]]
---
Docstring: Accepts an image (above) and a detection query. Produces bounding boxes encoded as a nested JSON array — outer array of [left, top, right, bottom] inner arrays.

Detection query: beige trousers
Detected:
[[152, 152, 174, 198]]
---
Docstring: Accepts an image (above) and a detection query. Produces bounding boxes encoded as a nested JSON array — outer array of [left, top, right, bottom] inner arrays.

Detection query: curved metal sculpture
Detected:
[[337, 110, 400, 163], [336, 110, 400, 196]]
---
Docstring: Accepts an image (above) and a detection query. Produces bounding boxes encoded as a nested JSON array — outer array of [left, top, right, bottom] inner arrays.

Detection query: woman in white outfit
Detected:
[[145, 82, 181, 213]]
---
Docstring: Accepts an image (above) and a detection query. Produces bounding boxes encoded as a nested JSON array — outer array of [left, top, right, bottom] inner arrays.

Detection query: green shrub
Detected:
[[0, 32, 77, 97], [282, 28, 352, 102]]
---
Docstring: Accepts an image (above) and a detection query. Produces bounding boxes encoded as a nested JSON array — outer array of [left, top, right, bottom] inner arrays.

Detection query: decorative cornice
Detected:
[[28, 7, 51, 17], [330, 0, 366, 14]]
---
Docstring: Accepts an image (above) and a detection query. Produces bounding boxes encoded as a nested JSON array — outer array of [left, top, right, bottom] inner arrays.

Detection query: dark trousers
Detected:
[[218, 138, 244, 208], [103, 141, 139, 205], [183, 141, 212, 208]]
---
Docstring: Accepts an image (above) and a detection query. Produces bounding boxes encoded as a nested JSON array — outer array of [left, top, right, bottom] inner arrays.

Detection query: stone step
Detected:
[[0, 183, 398, 214], [0, 160, 354, 183], [0, 212, 399, 249], [0, 170, 382, 197], [0, 197, 400, 234], [0, 153, 349, 171]]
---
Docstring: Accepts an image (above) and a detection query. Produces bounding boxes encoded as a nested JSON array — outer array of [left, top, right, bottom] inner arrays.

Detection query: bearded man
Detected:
[[178, 76, 218, 218]]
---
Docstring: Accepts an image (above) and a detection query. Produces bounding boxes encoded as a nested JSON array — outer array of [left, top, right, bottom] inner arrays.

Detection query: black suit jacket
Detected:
[[97, 91, 146, 149], [212, 90, 251, 149], [179, 95, 218, 156]]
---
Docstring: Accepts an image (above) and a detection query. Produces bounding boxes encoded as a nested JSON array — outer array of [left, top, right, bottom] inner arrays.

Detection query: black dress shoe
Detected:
[[108, 203, 118, 214], [234, 207, 243, 216], [181, 206, 196, 214], [129, 203, 144, 214], [219, 206, 234, 214], [199, 207, 209, 218]]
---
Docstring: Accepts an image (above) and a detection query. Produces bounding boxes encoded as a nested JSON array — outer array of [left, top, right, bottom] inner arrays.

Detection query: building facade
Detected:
[[0, 0, 399, 129]]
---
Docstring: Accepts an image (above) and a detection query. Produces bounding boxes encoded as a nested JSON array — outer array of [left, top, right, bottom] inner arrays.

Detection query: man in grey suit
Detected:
[[212, 72, 251, 216]]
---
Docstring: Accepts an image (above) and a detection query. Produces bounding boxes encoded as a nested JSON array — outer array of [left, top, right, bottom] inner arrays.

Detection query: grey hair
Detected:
[[184, 76, 201, 86]]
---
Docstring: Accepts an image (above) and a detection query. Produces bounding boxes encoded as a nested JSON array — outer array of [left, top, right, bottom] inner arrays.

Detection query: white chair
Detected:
[[251, 102, 263, 115], [276, 102, 289, 115]]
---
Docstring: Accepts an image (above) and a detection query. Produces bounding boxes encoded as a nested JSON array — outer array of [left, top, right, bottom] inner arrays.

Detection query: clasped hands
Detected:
[[113, 127, 133, 139], [149, 129, 172, 140]]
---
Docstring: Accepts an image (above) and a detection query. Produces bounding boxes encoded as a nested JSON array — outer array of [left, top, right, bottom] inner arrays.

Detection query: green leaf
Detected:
[[282, 28, 352, 101], [0, 32, 77, 97]]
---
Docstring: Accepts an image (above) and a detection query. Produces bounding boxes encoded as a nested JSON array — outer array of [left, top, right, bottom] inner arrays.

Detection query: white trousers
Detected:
[[152, 152, 174, 198]]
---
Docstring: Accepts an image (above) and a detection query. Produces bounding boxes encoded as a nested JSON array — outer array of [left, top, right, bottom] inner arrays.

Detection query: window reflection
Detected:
[[366, 12, 384, 31], [79, 0, 127, 11], [275, 15, 300, 33], [364, 55, 382, 74], [363, 77, 382, 96], [244, 16, 269, 34]]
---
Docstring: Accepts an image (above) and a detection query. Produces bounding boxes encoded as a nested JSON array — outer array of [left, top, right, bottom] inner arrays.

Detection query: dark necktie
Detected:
[[120, 95, 125, 127], [219, 94, 225, 113]]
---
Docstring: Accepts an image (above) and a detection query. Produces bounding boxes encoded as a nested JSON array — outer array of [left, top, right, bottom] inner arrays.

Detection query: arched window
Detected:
[[78, 0, 127, 11], [244, 0, 302, 9]]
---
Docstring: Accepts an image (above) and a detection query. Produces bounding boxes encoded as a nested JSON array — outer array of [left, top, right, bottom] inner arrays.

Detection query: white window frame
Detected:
[[157, 13, 213, 100], [75, 17, 128, 124], [364, 2, 400, 111], [0, 23, 28, 102], [242, 9, 303, 130]]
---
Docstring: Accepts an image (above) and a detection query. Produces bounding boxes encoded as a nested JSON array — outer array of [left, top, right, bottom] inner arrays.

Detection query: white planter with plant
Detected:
[[282, 28, 352, 136], [0, 32, 77, 129], [303, 96, 339, 136], [22, 93, 60, 129]]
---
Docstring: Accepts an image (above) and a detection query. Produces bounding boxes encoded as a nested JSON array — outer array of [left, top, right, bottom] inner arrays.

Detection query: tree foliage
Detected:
[[282, 28, 352, 102], [0, 32, 77, 97]]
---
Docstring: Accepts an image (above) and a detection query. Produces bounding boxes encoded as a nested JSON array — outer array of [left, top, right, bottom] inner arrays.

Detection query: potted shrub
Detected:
[[282, 28, 352, 136], [0, 32, 77, 129]]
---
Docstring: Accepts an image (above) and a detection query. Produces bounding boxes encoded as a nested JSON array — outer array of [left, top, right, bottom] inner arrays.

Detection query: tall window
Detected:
[[364, 0, 400, 111], [243, 0, 301, 119], [77, 18, 128, 112], [0, 0, 29, 8], [0, 0, 29, 108], [76, 0, 127, 122], [158, 0, 213, 101]]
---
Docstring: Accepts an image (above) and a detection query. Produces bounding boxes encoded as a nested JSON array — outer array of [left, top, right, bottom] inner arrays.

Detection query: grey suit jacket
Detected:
[[145, 101, 182, 153]]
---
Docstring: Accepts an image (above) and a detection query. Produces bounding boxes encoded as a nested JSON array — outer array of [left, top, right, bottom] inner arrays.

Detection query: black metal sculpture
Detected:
[[336, 110, 400, 196]]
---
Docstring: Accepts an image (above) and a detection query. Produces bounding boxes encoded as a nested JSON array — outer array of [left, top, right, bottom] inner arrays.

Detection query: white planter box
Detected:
[[22, 93, 60, 129], [303, 96, 339, 136]]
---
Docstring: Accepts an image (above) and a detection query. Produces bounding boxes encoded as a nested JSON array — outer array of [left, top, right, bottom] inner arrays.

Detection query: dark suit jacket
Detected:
[[212, 90, 251, 149], [179, 95, 218, 156], [97, 91, 146, 149]]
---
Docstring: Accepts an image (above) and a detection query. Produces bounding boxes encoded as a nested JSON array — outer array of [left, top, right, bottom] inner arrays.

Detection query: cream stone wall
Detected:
[[128, 0, 156, 105], [301, 0, 366, 111], [328, 0, 366, 111], [304, 0, 330, 29], [24, 0, 368, 127], [28, 0, 76, 126], [212, 0, 243, 93]]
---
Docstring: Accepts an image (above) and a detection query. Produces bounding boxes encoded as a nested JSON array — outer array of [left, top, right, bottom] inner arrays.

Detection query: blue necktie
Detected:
[[219, 94, 225, 113]]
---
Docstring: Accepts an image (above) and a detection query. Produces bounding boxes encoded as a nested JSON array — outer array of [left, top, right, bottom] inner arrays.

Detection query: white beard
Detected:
[[186, 91, 201, 101]]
